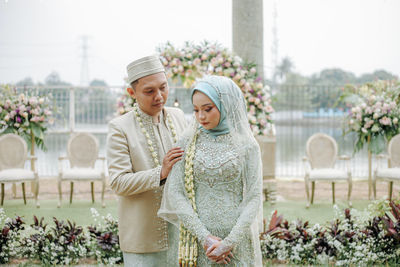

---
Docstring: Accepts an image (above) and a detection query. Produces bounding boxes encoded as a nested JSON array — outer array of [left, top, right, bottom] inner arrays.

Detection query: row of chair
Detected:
[[304, 133, 400, 207], [0, 133, 106, 208], [1, 132, 399, 208]]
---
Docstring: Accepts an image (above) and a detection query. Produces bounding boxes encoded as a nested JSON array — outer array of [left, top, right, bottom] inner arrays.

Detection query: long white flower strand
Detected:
[[179, 131, 198, 267], [133, 105, 177, 167]]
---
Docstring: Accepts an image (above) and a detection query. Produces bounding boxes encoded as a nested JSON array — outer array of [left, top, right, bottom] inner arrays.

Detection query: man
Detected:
[[107, 55, 187, 266]]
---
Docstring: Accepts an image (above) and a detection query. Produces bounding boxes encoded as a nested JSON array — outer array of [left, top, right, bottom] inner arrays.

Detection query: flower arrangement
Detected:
[[116, 41, 274, 136], [340, 80, 400, 154], [2, 199, 400, 265], [0, 208, 122, 266], [159, 41, 274, 136], [261, 200, 400, 265], [0, 85, 55, 151]]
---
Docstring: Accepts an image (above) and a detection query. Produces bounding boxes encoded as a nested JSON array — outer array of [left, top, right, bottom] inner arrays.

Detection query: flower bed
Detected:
[[2, 200, 400, 265], [261, 199, 400, 265]]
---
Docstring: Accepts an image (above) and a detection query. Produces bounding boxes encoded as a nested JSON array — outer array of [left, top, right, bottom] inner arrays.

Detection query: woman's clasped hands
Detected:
[[203, 235, 234, 264]]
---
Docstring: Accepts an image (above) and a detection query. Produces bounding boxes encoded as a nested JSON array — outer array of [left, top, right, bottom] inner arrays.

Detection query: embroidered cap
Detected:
[[126, 55, 165, 85]]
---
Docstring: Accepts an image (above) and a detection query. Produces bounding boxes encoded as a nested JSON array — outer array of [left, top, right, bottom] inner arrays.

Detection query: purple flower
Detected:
[[16, 116, 22, 123]]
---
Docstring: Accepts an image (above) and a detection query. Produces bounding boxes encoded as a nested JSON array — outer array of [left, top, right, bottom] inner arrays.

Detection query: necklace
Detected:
[[133, 105, 178, 167]]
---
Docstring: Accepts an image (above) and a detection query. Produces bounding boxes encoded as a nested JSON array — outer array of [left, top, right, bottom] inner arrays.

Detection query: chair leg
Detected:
[[35, 180, 40, 208], [305, 178, 310, 208], [70, 182, 74, 204], [12, 183, 16, 198], [373, 179, 377, 200], [101, 179, 106, 208], [332, 182, 335, 204], [389, 181, 393, 201], [91, 182, 95, 203], [57, 179, 62, 208], [22, 182, 26, 205], [311, 181, 315, 204], [1, 183, 4, 206], [348, 180, 353, 207]]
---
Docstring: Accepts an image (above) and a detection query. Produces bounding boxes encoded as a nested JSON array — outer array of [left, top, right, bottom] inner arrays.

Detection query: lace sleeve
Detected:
[[158, 138, 211, 244], [223, 143, 263, 248]]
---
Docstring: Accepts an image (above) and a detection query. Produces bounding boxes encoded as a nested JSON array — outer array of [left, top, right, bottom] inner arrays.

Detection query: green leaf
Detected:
[[370, 134, 386, 154], [31, 124, 44, 139]]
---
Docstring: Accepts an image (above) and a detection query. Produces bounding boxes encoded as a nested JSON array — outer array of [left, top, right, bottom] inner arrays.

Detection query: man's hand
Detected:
[[160, 147, 184, 181]]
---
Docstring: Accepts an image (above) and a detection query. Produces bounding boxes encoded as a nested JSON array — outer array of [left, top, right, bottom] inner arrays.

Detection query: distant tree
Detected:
[[357, 69, 398, 84], [89, 79, 108, 87], [15, 77, 35, 87], [283, 72, 309, 85], [274, 57, 294, 83], [44, 71, 71, 86], [310, 68, 356, 86]]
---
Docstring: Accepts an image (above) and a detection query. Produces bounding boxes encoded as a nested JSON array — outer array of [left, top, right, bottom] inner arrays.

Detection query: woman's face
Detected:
[[192, 91, 221, 130]]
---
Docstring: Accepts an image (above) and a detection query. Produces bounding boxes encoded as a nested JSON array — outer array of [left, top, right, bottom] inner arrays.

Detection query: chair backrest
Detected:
[[0, 134, 27, 170], [306, 133, 338, 169], [67, 132, 99, 168], [388, 134, 400, 168]]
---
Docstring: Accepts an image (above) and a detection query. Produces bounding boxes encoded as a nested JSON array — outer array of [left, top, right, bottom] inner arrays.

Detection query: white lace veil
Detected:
[[159, 76, 263, 265]]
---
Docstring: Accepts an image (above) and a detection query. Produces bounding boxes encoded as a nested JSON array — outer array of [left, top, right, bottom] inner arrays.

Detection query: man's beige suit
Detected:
[[107, 106, 186, 253]]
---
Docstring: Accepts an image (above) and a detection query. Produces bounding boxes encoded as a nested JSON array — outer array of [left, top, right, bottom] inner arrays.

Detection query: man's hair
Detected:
[[130, 80, 138, 90]]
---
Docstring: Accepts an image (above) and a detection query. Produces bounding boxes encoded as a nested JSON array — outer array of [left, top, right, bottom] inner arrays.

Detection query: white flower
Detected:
[[393, 117, 398, 124], [371, 124, 380, 132]]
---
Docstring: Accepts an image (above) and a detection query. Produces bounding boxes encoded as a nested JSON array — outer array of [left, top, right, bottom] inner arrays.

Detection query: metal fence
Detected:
[[10, 85, 370, 179]]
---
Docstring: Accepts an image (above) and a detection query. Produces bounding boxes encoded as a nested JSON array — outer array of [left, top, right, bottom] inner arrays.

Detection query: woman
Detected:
[[159, 76, 263, 266]]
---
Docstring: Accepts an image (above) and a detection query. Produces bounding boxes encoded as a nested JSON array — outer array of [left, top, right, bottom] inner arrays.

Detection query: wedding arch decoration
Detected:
[[116, 41, 274, 136]]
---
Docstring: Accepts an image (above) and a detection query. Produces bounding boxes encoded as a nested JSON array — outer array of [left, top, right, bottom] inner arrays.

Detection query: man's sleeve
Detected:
[[107, 121, 161, 196]]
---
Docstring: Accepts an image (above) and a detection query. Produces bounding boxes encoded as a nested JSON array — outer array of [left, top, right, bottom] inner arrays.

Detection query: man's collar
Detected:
[[135, 103, 164, 124]]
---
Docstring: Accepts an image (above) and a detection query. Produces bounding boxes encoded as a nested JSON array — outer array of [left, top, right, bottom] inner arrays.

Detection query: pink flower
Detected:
[[193, 58, 201, 65], [29, 97, 37, 106], [379, 116, 391, 126], [266, 106, 274, 113]]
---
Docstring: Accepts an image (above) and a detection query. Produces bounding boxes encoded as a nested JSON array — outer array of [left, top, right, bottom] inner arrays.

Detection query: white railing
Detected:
[[10, 85, 371, 179]]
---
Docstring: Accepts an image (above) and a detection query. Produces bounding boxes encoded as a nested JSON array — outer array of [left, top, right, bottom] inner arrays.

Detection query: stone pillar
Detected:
[[232, 0, 264, 80]]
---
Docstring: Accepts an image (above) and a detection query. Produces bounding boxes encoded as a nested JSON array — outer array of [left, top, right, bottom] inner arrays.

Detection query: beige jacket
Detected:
[[107, 106, 187, 253]]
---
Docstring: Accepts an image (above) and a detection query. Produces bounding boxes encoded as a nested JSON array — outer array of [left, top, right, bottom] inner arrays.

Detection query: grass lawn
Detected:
[[1, 198, 371, 227], [263, 199, 371, 226], [1, 199, 118, 226]]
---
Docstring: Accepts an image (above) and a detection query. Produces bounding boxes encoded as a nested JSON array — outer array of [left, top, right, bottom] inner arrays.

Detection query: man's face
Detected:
[[129, 72, 169, 117]]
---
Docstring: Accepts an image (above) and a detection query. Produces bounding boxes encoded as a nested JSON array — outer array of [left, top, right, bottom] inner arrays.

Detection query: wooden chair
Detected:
[[373, 134, 400, 201], [303, 133, 352, 208], [58, 132, 106, 208], [0, 134, 39, 207]]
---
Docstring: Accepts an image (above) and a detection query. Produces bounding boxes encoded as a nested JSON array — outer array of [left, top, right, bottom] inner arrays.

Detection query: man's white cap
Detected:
[[126, 54, 165, 85]]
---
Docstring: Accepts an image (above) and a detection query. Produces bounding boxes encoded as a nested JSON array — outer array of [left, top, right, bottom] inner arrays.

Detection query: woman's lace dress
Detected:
[[161, 130, 262, 266]]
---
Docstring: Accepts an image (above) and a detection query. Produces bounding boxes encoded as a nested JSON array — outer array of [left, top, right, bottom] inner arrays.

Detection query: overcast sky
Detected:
[[0, 0, 399, 86]]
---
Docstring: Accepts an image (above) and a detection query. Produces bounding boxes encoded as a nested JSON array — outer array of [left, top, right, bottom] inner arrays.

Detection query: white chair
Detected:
[[373, 134, 400, 201], [302, 133, 352, 208], [0, 134, 39, 207], [58, 132, 106, 208]]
